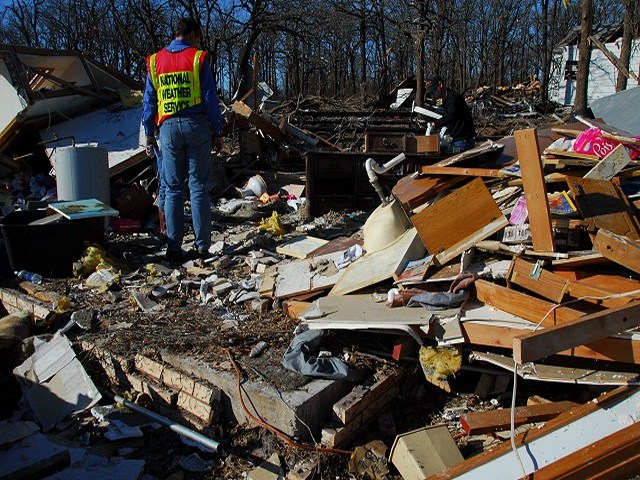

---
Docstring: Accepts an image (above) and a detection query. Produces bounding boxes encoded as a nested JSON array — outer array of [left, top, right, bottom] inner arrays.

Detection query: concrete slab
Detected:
[[160, 349, 352, 440]]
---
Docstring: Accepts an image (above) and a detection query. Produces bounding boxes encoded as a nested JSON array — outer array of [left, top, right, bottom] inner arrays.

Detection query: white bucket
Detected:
[[53, 146, 110, 205]]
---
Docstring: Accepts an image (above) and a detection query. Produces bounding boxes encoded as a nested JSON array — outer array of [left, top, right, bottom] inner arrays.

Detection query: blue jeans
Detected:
[[159, 115, 212, 253], [450, 138, 476, 153]]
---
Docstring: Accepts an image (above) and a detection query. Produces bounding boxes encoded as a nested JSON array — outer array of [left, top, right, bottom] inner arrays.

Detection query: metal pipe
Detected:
[[114, 394, 222, 453]]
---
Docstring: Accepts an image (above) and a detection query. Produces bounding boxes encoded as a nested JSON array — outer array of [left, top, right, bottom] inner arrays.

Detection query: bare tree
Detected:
[[574, 0, 592, 112], [615, 0, 637, 91]]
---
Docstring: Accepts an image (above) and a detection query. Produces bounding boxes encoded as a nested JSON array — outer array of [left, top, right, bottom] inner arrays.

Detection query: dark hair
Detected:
[[425, 75, 444, 96], [175, 17, 200, 38]]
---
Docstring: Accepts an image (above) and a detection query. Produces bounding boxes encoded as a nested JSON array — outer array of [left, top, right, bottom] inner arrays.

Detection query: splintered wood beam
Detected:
[[231, 101, 288, 142], [474, 279, 586, 327], [593, 228, 640, 275], [513, 302, 640, 364], [462, 322, 640, 363], [460, 401, 578, 435], [515, 129, 555, 252]]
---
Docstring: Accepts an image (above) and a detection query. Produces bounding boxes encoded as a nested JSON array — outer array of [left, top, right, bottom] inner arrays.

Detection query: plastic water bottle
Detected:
[[15, 270, 43, 284]]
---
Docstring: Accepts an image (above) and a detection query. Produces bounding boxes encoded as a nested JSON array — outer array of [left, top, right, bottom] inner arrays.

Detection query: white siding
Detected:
[[552, 38, 640, 106]]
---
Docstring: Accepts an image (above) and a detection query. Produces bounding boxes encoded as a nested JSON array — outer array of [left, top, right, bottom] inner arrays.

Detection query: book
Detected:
[[49, 198, 119, 220], [547, 191, 577, 216]]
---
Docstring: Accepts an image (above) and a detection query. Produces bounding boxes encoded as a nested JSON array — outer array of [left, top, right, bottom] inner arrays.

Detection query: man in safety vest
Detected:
[[142, 17, 224, 262]]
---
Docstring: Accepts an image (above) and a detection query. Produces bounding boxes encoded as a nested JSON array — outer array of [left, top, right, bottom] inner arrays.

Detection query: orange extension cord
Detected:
[[225, 348, 353, 456]]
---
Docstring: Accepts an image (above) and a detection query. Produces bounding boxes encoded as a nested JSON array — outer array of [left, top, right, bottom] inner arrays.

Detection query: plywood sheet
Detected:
[[301, 294, 434, 326], [276, 235, 329, 259], [392, 174, 465, 211], [410, 178, 507, 265], [515, 129, 555, 252], [274, 250, 346, 298]]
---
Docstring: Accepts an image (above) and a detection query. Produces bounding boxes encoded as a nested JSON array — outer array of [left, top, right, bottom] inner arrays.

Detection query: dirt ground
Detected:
[[0, 195, 605, 480]]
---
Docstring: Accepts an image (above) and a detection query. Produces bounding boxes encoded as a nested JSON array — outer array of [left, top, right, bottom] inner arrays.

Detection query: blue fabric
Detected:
[[142, 40, 223, 138], [159, 116, 212, 253]]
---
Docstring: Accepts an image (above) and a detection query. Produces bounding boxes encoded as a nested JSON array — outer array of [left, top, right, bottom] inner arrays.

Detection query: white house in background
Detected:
[[549, 22, 640, 106]]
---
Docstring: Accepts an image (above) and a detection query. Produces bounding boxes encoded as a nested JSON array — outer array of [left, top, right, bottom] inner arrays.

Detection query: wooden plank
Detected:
[[584, 143, 632, 180], [460, 401, 577, 435], [426, 387, 640, 480], [508, 257, 568, 303], [552, 269, 640, 293], [474, 279, 586, 327], [232, 101, 288, 142], [513, 302, 640, 364], [282, 300, 312, 320], [410, 178, 508, 265], [543, 148, 600, 161], [471, 350, 640, 385], [551, 252, 608, 268], [418, 165, 508, 177], [589, 34, 639, 83], [530, 420, 640, 480], [276, 236, 329, 259], [566, 176, 640, 239], [462, 321, 640, 363], [592, 228, 640, 274], [431, 140, 500, 167], [392, 174, 465, 211], [515, 128, 555, 251], [565, 279, 636, 308]]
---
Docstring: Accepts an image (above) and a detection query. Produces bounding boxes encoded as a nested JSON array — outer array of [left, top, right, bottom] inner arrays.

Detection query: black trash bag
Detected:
[[281, 328, 360, 381]]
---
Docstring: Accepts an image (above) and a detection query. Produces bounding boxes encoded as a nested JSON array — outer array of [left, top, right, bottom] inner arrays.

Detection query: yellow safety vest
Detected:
[[148, 48, 205, 125]]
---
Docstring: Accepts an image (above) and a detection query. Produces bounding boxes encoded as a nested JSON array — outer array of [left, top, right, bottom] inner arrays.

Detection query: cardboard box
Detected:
[[389, 425, 463, 479]]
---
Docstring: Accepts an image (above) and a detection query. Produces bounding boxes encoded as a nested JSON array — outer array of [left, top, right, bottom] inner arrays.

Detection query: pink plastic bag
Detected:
[[574, 127, 640, 159]]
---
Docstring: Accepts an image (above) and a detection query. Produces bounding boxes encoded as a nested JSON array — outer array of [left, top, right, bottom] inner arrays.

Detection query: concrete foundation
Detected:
[[160, 349, 353, 439]]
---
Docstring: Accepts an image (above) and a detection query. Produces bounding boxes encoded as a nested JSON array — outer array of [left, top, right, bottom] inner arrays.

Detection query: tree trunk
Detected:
[[540, 0, 550, 102], [615, 0, 635, 91], [574, 0, 592, 112], [359, 9, 366, 95], [415, 0, 426, 107]]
